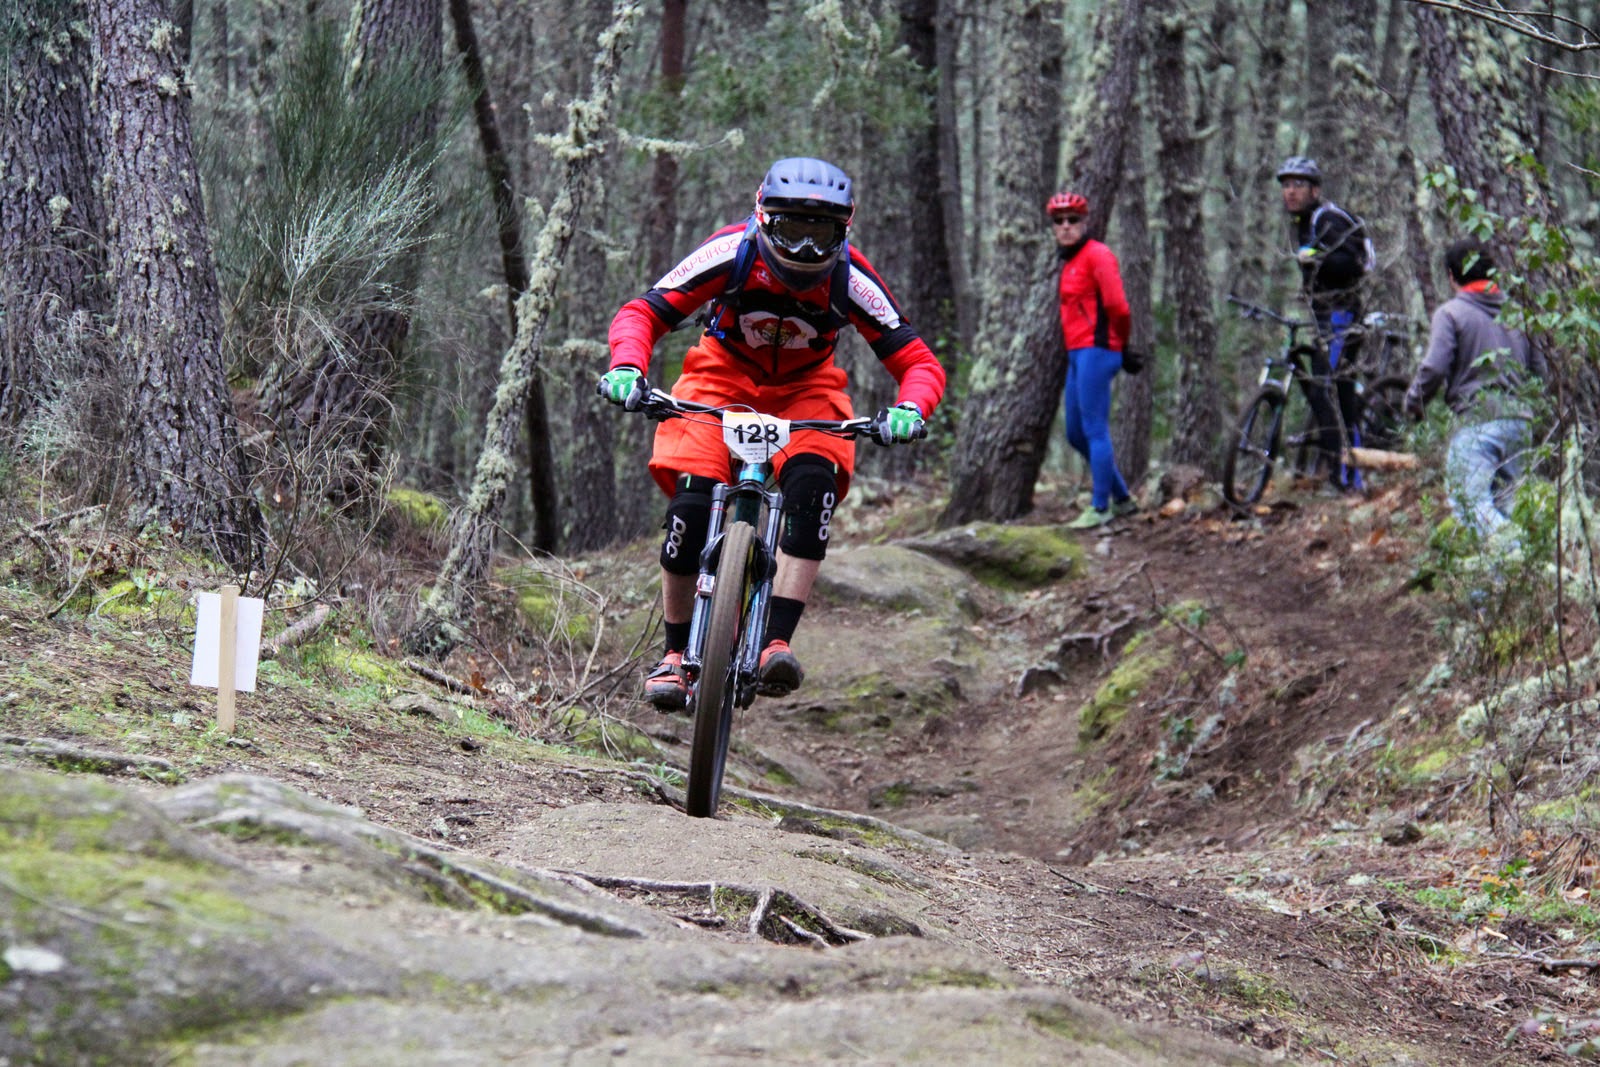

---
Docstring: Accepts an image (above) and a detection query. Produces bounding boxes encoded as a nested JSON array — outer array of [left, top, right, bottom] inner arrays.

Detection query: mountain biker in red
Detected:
[[1047, 190, 1135, 529], [599, 157, 947, 710], [1277, 155, 1374, 492]]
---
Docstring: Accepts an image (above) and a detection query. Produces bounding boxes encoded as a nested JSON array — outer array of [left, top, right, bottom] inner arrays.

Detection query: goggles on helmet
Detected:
[[763, 213, 847, 263]]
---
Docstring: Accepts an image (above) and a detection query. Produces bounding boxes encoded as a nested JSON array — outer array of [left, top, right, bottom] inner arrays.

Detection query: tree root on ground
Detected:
[[554, 870, 872, 946]]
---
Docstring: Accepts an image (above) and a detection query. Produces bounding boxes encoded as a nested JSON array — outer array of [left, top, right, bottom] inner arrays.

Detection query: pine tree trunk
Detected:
[[1111, 97, 1155, 487], [1151, 9, 1221, 472], [935, 0, 975, 355], [853, 0, 957, 481], [645, 0, 686, 283], [1237, 0, 1290, 311], [0, 1, 106, 429], [404, 0, 644, 658], [1057, 0, 1145, 232], [1304, 0, 1377, 203], [940, 0, 1064, 526], [91, 0, 263, 567]]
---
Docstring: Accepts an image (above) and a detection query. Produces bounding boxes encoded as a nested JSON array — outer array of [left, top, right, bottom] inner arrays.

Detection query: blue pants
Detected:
[[1063, 347, 1129, 511], [1446, 418, 1529, 545]]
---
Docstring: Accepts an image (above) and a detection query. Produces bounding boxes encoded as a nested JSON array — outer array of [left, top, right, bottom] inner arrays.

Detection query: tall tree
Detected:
[[855, 0, 959, 479], [939, 0, 1065, 525], [935, 0, 976, 354], [91, 0, 263, 566], [644, 0, 687, 283], [1303, 0, 1379, 204], [405, 0, 644, 658], [0, 1, 105, 430], [448, 0, 563, 553], [1057, 0, 1145, 234], [1151, 8, 1221, 471], [1111, 96, 1155, 487]]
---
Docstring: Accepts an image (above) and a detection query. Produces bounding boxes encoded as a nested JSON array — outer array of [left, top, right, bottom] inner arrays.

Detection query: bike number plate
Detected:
[[723, 413, 790, 464]]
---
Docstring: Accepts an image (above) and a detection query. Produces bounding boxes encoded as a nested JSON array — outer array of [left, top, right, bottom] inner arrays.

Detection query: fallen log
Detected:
[[1344, 446, 1420, 471]]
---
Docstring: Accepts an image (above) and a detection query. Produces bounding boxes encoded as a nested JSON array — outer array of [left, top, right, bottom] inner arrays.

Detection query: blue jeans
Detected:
[[1446, 418, 1529, 543], [1063, 347, 1129, 511]]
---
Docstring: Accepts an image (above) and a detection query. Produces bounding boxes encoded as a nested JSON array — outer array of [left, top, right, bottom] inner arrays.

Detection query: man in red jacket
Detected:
[[1047, 190, 1135, 529], [599, 157, 947, 709]]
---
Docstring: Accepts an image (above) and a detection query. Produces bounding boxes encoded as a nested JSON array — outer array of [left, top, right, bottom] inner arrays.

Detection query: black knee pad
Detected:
[[660, 476, 713, 576], [778, 455, 840, 562]]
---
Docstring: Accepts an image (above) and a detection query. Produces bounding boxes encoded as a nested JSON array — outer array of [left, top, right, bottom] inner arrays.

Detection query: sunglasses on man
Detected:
[[766, 214, 847, 262], [1051, 214, 1086, 227]]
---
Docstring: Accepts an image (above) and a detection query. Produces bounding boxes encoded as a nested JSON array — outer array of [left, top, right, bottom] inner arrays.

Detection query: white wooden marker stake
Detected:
[[217, 585, 239, 733], [190, 585, 265, 735]]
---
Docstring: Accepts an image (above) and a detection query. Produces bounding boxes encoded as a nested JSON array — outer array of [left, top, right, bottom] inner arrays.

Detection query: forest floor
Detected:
[[4, 466, 1598, 1064]]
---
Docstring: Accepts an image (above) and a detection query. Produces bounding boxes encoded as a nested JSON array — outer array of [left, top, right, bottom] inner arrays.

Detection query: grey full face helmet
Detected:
[[753, 157, 855, 289]]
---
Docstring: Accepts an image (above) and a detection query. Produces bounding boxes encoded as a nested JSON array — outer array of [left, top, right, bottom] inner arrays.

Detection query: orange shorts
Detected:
[[649, 338, 856, 498]]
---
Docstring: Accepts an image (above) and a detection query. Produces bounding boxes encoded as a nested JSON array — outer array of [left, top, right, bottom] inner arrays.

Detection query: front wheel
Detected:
[[1222, 388, 1287, 506], [1355, 375, 1410, 453], [685, 520, 755, 818]]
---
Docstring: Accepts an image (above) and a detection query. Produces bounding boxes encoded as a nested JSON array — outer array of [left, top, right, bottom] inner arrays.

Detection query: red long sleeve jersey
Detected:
[[607, 222, 946, 415], [1057, 239, 1131, 353]]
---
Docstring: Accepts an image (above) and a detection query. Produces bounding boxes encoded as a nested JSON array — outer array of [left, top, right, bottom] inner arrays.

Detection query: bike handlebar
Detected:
[[1226, 294, 1311, 330], [623, 381, 923, 446]]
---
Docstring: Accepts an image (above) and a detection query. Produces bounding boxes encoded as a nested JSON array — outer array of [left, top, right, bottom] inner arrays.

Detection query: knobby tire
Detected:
[[1223, 388, 1287, 506], [685, 520, 755, 818], [1357, 375, 1410, 454]]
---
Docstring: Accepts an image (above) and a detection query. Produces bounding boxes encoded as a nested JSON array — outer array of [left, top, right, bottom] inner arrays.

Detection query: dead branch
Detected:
[[1048, 866, 1213, 920], [0, 505, 105, 549], [1485, 951, 1600, 974], [404, 658, 481, 696], [1345, 447, 1420, 471], [261, 603, 332, 659]]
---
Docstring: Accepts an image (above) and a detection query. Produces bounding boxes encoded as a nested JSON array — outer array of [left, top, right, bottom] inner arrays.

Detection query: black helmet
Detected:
[[1275, 156, 1322, 183], [754, 157, 854, 289]]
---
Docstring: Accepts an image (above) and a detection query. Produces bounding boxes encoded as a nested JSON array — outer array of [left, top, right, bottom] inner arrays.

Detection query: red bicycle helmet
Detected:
[[1045, 191, 1088, 217]]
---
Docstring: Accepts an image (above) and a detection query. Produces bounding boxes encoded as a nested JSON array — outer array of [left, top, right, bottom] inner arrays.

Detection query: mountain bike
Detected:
[[622, 381, 916, 817], [1221, 296, 1413, 506]]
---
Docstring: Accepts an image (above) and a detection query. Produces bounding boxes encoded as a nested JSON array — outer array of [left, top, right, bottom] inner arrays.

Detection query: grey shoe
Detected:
[[1112, 497, 1140, 517]]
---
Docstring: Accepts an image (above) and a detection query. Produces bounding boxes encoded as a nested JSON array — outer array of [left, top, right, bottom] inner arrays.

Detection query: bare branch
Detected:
[[1406, 0, 1600, 51]]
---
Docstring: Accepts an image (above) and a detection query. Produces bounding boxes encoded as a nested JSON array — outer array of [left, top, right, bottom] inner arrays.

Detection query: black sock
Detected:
[[765, 597, 805, 645], [664, 620, 690, 654]]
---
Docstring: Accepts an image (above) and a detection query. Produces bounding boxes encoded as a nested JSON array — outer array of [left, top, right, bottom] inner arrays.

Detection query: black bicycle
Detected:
[[1221, 296, 1412, 506], [623, 382, 916, 817]]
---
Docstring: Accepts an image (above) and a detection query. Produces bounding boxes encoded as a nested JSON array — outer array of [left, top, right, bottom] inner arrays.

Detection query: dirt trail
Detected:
[[734, 487, 1436, 868]]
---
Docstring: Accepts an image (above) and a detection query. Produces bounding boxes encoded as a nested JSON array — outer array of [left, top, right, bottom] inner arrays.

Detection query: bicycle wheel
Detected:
[[1355, 375, 1409, 453], [1222, 388, 1287, 506], [685, 520, 755, 818]]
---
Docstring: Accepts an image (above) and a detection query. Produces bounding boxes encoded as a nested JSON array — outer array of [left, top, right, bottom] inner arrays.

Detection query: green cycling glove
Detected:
[[597, 366, 642, 405], [881, 402, 925, 443]]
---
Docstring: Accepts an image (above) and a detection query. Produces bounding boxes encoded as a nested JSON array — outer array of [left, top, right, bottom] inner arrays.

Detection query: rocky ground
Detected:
[[3, 469, 1597, 1064]]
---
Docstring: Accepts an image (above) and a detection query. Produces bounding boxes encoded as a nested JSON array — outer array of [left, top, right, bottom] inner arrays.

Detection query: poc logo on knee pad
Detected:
[[663, 514, 688, 561], [817, 492, 836, 543]]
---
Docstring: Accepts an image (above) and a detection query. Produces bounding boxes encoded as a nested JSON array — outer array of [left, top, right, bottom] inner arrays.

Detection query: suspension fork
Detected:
[[682, 466, 782, 677]]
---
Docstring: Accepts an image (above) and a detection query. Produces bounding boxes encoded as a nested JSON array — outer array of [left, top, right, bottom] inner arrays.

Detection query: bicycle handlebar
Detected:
[[624, 381, 923, 446], [1226, 294, 1311, 330]]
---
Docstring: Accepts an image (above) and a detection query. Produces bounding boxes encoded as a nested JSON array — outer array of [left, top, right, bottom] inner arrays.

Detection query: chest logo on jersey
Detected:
[[738, 310, 821, 350]]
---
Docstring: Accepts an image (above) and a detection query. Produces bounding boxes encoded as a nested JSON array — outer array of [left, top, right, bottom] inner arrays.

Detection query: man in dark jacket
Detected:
[[1404, 237, 1546, 544], [1277, 155, 1375, 490]]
